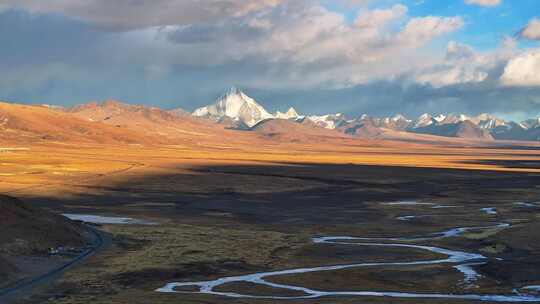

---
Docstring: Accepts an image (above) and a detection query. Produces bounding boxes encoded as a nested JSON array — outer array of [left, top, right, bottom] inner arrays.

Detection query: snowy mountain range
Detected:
[[192, 88, 540, 141]]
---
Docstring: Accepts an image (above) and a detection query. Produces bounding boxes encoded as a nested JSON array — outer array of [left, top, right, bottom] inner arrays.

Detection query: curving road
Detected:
[[0, 225, 108, 302]]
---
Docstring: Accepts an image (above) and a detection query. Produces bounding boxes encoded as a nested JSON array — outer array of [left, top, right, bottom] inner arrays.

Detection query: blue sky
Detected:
[[0, 0, 539, 121]]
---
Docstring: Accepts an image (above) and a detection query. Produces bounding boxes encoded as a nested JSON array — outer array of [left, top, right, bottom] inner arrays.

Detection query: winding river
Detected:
[[156, 222, 540, 302]]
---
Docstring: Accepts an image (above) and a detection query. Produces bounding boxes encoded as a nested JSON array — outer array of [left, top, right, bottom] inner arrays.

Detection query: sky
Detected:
[[1, 0, 540, 121]]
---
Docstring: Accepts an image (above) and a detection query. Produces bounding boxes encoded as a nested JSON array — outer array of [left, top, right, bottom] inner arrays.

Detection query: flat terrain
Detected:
[[1, 139, 540, 303]]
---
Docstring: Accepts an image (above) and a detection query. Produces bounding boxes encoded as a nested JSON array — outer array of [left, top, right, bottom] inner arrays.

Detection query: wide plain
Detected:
[[1, 137, 540, 303]]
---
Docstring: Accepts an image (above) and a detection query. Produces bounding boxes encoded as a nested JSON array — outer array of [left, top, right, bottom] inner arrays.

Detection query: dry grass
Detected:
[[1, 138, 540, 199]]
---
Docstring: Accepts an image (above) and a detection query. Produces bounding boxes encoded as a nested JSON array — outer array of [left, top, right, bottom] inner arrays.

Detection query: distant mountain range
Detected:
[[191, 87, 540, 141], [2, 87, 540, 145]]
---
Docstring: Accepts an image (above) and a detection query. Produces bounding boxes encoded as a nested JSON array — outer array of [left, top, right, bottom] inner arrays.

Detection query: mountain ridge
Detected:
[[189, 88, 540, 141], [2, 88, 540, 144]]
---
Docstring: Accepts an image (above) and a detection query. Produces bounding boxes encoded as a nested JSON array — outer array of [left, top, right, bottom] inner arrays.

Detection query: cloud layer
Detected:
[[464, 0, 501, 7], [0, 0, 539, 120], [501, 50, 540, 86], [520, 18, 540, 41], [0, 0, 285, 30]]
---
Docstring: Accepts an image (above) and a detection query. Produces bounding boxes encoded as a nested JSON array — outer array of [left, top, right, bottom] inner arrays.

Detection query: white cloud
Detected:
[[464, 0, 501, 7], [0, 1, 468, 91], [398, 16, 464, 45], [413, 42, 487, 87], [3, 0, 540, 117], [148, 4, 465, 88], [415, 68, 487, 87], [0, 0, 285, 30], [500, 50, 540, 86], [413, 38, 517, 88], [355, 4, 408, 28], [520, 18, 540, 41]]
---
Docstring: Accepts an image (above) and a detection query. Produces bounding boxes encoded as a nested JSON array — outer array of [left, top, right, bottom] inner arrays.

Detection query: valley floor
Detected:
[[2, 140, 540, 303]]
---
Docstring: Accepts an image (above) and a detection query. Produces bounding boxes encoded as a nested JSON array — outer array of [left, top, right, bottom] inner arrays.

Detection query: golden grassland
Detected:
[[1, 138, 540, 198]]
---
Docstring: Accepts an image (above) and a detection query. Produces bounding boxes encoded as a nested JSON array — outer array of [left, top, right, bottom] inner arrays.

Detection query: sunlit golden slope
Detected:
[[0, 102, 149, 144], [67, 100, 231, 140]]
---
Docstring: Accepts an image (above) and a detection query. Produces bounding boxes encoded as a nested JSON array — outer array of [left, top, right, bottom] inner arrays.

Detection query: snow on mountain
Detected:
[[193, 87, 273, 127], [392, 114, 410, 122], [306, 113, 347, 129], [438, 113, 465, 124], [275, 107, 302, 120], [371, 114, 412, 130], [521, 118, 540, 130], [411, 120, 493, 140], [414, 113, 436, 128], [474, 114, 508, 130], [459, 114, 470, 122], [190, 88, 540, 141], [434, 114, 446, 122]]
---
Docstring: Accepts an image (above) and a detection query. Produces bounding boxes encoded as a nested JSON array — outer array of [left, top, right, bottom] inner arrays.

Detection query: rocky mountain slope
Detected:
[[413, 120, 494, 140], [250, 118, 347, 142]]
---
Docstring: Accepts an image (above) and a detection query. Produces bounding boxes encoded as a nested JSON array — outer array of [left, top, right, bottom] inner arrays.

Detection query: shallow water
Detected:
[[382, 201, 434, 206], [396, 215, 419, 221], [515, 202, 537, 208], [480, 208, 497, 215], [156, 223, 540, 302], [431, 205, 460, 209], [62, 214, 156, 225]]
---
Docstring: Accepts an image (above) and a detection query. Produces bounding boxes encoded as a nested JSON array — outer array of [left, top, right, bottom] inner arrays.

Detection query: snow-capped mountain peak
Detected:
[[392, 114, 409, 122], [307, 113, 347, 129], [275, 107, 300, 119], [414, 113, 435, 128], [521, 118, 540, 130], [434, 114, 446, 122], [193, 87, 273, 127], [473, 114, 508, 129]]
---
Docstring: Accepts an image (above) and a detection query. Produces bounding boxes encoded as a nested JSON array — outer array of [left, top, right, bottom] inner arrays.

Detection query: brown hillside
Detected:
[[250, 118, 347, 142], [456, 120, 494, 140], [0, 195, 87, 256], [68, 100, 236, 140], [340, 119, 384, 138], [0, 102, 150, 144]]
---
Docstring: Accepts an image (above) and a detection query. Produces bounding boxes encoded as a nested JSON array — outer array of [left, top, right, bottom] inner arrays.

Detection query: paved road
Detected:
[[0, 225, 109, 302]]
